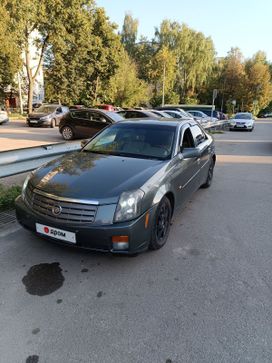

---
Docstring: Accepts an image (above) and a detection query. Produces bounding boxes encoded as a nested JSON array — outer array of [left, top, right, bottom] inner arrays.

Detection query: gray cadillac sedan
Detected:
[[15, 120, 216, 254]]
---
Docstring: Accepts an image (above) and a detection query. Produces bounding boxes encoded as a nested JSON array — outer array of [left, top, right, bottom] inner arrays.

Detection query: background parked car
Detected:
[[0, 107, 9, 125], [229, 112, 255, 131], [148, 110, 172, 118], [263, 112, 272, 118], [95, 104, 116, 111], [117, 109, 161, 119], [59, 108, 124, 140], [157, 106, 193, 118], [163, 109, 193, 120], [27, 104, 69, 128], [187, 110, 210, 124]]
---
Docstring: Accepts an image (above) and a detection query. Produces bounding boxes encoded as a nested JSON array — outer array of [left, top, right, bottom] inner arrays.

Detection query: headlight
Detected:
[[114, 190, 144, 222], [21, 173, 32, 201], [40, 115, 50, 121]]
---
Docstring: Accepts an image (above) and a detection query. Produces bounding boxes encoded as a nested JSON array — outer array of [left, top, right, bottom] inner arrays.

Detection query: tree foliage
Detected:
[[45, 6, 122, 106], [0, 1, 21, 99], [120, 13, 138, 57], [155, 20, 215, 101], [105, 50, 149, 107]]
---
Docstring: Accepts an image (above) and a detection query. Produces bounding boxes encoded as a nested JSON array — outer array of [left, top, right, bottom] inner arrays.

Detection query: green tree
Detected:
[[0, 1, 21, 100], [45, 6, 122, 106], [120, 13, 138, 57], [155, 20, 215, 101], [147, 46, 179, 106], [105, 50, 149, 107], [244, 52, 272, 114], [219, 48, 246, 112], [5, 0, 120, 111]]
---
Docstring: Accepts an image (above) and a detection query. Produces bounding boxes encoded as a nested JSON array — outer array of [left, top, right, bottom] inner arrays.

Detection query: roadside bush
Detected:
[[0, 184, 21, 211]]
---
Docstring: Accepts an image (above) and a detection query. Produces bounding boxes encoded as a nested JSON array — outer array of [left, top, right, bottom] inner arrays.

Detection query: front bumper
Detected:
[[15, 196, 155, 254], [229, 124, 253, 130], [27, 118, 51, 126]]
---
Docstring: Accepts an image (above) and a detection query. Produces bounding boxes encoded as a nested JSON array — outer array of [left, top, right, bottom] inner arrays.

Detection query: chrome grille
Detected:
[[25, 187, 97, 224]]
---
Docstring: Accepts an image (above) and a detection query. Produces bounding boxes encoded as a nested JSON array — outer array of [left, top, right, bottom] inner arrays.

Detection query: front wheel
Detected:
[[201, 159, 215, 188], [149, 196, 172, 250], [61, 126, 74, 140]]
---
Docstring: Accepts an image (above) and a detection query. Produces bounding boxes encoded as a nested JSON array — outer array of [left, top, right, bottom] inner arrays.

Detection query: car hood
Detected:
[[30, 152, 166, 204], [28, 112, 52, 118]]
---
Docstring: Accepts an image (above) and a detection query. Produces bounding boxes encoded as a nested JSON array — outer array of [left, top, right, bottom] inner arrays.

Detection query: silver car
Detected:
[[229, 113, 255, 131], [27, 104, 69, 128]]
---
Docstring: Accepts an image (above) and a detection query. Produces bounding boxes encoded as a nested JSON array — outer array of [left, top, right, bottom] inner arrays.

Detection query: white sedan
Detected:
[[229, 113, 255, 131]]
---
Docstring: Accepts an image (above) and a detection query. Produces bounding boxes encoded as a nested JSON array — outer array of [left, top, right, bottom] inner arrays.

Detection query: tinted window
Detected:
[[190, 125, 206, 146], [83, 124, 176, 160], [70, 111, 89, 119], [126, 111, 144, 118]]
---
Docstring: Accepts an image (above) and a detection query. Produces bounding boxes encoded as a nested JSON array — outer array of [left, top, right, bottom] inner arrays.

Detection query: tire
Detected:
[[61, 126, 74, 140], [50, 118, 56, 128], [201, 158, 215, 188], [149, 196, 172, 250]]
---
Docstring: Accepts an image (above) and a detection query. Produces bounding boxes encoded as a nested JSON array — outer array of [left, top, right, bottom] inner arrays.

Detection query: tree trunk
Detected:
[[24, 29, 48, 114], [28, 81, 34, 114]]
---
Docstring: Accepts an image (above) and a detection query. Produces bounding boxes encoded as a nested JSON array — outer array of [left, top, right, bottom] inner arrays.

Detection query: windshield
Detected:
[[235, 113, 252, 119], [34, 105, 57, 114], [83, 123, 176, 160]]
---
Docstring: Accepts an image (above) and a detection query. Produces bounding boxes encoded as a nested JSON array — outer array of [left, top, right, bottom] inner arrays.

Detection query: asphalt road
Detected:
[[0, 119, 63, 151], [0, 119, 272, 363]]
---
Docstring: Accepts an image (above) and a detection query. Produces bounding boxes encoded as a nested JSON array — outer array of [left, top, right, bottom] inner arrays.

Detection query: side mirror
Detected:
[[181, 147, 200, 159], [81, 139, 89, 148], [100, 117, 107, 123]]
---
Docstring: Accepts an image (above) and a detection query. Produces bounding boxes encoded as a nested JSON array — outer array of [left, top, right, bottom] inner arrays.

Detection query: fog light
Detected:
[[112, 236, 129, 250]]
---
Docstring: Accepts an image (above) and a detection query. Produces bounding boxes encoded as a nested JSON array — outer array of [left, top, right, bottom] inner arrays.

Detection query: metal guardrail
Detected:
[[0, 141, 82, 178], [0, 120, 229, 178]]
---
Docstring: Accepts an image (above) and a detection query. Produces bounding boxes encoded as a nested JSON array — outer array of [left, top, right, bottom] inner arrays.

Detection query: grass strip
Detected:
[[0, 184, 21, 211]]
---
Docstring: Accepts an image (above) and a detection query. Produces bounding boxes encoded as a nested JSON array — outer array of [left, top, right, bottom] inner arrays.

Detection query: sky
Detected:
[[96, 0, 272, 61]]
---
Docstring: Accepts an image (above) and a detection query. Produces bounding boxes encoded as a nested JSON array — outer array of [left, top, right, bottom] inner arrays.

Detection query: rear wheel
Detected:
[[201, 159, 215, 188], [61, 126, 74, 140], [149, 196, 172, 250]]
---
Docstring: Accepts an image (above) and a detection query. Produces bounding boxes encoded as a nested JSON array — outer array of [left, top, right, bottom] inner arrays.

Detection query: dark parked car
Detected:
[[16, 119, 216, 254], [27, 104, 69, 128], [59, 108, 124, 140], [117, 110, 160, 119]]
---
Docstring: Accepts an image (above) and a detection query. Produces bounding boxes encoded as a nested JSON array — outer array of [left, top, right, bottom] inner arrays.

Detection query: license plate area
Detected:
[[36, 223, 76, 244]]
